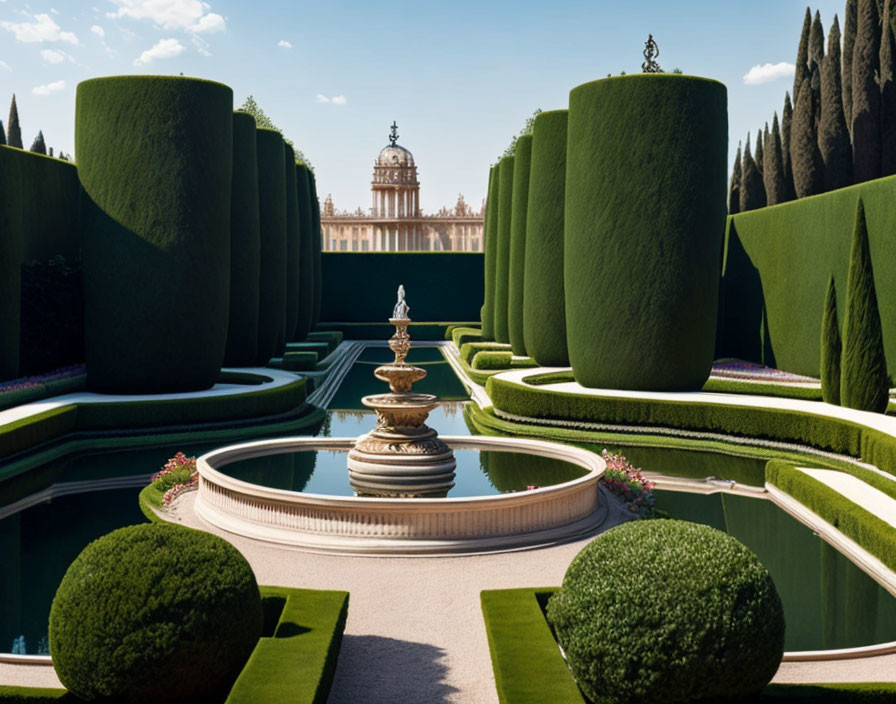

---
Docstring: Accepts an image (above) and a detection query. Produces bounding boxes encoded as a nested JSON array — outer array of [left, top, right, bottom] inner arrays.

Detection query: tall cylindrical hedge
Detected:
[[283, 143, 301, 342], [292, 163, 314, 342], [0, 146, 23, 380], [310, 172, 323, 329], [494, 156, 515, 343], [223, 111, 261, 367], [508, 134, 533, 357], [76, 76, 233, 393], [524, 110, 570, 367], [481, 165, 499, 340], [255, 127, 287, 365], [565, 75, 727, 390]]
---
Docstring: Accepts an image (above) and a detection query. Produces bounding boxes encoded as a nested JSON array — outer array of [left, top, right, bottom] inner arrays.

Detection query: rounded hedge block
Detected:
[[283, 143, 301, 342], [481, 165, 499, 340], [547, 519, 784, 704], [494, 156, 515, 344], [310, 172, 323, 328], [49, 523, 262, 704], [0, 147, 23, 380], [255, 127, 287, 364], [508, 135, 533, 357], [565, 75, 727, 390], [524, 110, 570, 367], [76, 76, 233, 393], [224, 111, 261, 367], [293, 163, 314, 341]]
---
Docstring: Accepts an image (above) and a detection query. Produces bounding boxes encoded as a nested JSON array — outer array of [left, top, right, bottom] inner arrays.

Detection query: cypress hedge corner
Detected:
[[524, 109, 570, 367], [255, 127, 288, 365], [77, 76, 233, 393], [821, 275, 842, 405], [565, 75, 727, 390], [283, 143, 301, 342], [0, 146, 24, 381], [224, 110, 262, 367], [481, 165, 499, 340], [494, 156, 515, 344], [508, 134, 532, 357], [293, 163, 315, 342]]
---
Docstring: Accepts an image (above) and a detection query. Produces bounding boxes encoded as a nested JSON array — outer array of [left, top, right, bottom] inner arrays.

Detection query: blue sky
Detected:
[[1, 1, 848, 213]]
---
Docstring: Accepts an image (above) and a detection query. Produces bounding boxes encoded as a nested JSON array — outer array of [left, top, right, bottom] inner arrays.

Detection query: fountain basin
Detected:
[[194, 435, 606, 554]]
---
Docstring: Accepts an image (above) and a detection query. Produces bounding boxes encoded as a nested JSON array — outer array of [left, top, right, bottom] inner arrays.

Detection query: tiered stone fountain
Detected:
[[347, 286, 457, 497]]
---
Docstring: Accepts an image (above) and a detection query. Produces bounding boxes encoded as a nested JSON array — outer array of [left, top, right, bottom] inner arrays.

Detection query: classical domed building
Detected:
[[321, 123, 484, 252]]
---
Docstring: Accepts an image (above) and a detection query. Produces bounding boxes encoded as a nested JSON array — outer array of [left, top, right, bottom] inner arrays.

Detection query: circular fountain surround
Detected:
[[194, 435, 606, 554]]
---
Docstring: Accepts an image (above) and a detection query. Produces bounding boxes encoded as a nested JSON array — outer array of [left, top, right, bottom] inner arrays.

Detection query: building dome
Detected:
[[377, 144, 414, 167]]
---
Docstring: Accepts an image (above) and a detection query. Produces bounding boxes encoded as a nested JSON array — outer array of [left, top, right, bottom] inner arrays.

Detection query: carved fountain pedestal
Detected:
[[347, 292, 457, 497]]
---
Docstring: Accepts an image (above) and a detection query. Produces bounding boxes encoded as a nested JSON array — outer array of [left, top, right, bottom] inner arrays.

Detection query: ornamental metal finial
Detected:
[[642, 34, 663, 73], [389, 121, 399, 146]]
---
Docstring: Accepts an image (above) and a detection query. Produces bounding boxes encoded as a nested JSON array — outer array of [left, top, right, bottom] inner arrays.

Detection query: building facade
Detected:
[[321, 123, 484, 252]]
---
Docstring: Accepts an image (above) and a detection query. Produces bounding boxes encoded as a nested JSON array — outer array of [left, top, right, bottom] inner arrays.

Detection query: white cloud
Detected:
[[0, 60, 10, 71], [2, 13, 79, 44], [50, 7, 58, 14], [107, 1, 225, 33], [331, 95, 346, 105], [32, 79, 66, 95], [743, 62, 796, 86], [41, 48, 68, 63], [277, 39, 292, 49], [316, 94, 330, 103], [91, 24, 104, 37], [133, 37, 184, 66]]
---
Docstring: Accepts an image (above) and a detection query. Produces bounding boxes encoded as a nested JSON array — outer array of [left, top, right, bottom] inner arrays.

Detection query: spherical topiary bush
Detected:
[[49, 523, 262, 703], [546, 519, 784, 704]]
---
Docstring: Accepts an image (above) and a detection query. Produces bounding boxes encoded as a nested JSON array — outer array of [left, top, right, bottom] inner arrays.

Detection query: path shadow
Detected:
[[327, 634, 460, 704]]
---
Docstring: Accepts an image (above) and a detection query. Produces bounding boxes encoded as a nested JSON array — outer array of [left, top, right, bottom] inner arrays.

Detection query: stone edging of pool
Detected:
[[190, 435, 607, 555]]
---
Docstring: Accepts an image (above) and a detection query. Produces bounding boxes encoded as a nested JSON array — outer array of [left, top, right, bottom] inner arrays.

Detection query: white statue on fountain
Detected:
[[393, 284, 410, 320]]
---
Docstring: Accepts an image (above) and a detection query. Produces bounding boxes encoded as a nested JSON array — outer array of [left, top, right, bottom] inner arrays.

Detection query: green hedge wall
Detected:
[[310, 172, 323, 328], [283, 143, 301, 342], [565, 75, 727, 390], [76, 76, 233, 393], [481, 165, 499, 340], [720, 174, 896, 378], [255, 127, 288, 365], [320, 253, 483, 322], [0, 147, 24, 380], [224, 111, 261, 367], [494, 156, 515, 343], [20, 150, 81, 263], [293, 164, 314, 342], [508, 135, 532, 357], [524, 110, 570, 367]]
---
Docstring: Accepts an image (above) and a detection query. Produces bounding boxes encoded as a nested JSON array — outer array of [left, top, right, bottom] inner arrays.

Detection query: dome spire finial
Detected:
[[389, 121, 399, 147]]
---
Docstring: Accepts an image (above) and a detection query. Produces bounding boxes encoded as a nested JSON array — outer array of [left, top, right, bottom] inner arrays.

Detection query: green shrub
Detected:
[[283, 143, 301, 341], [524, 109, 570, 367], [481, 165, 499, 340], [565, 75, 727, 390], [49, 523, 262, 703], [472, 350, 514, 370], [256, 127, 288, 364], [0, 147, 23, 380], [224, 111, 261, 367], [293, 164, 314, 341], [840, 199, 889, 412], [494, 156, 515, 343], [451, 326, 483, 348], [282, 350, 318, 371], [546, 520, 784, 704], [508, 135, 532, 356], [77, 76, 232, 393], [821, 275, 842, 405], [460, 341, 511, 365]]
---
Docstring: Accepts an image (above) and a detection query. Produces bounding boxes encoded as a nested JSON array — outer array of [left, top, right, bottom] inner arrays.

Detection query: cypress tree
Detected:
[[791, 74, 825, 197], [7, 94, 22, 148], [794, 7, 812, 102], [840, 198, 889, 413], [782, 92, 797, 201], [29, 130, 46, 155], [754, 127, 765, 181], [819, 15, 854, 190], [0, 120, 5, 146], [809, 10, 826, 68], [844, 0, 858, 135], [821, 275, 842, 405], [740, 134, 766, 211], [881, 0, 896, 175], [764, 115, 787, 204], [852, 0, 882, 183], [728, 143, 742, 214]]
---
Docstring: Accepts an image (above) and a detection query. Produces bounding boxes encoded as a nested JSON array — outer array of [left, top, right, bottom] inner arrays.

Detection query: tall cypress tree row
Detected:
[[7, 94, 22, 149], [840, 198, 889, 413], [809, 10, 826, 68], [791, 75, 825, 197], [880, 0, 896, 175], [764, 116, 787, 205], [794, 7, 812, 102], [740, 135, 766, 212], [728, 143, 742, 215], [821, 275, 842, 405], [782, 92, 797, 201], [481, 165, 499, 340], [29, 131, 46, 155], [0, 120, 5, 146], [819, 14, 854, 190], [852, 0, 882, 183], [843, 0, 858, 135], [754, 127, 765, 181]]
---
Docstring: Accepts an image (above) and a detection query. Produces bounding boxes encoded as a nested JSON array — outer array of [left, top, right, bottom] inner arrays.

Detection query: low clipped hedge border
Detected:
[[481, 588, 896, 704], [316, 321, 477, 341]]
